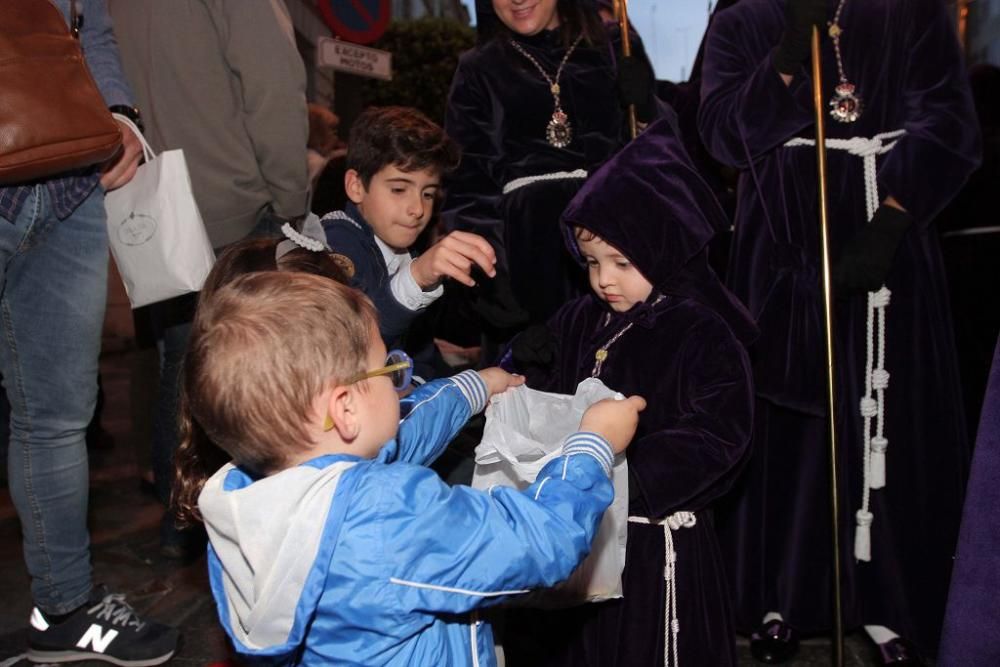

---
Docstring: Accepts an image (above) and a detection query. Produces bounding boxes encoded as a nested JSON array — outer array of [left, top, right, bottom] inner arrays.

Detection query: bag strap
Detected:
[[111, 113, 154, 163]]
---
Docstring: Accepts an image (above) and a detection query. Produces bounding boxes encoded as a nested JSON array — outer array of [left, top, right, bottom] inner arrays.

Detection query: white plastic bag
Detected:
[[471, 378, 629, 606], [104, 115, 215, 308]]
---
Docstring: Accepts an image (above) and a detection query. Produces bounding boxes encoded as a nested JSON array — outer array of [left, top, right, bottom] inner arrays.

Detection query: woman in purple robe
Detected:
[[698, 0, 980, 662], [502, 118, 756, 667], [441, 0, 662, 336]]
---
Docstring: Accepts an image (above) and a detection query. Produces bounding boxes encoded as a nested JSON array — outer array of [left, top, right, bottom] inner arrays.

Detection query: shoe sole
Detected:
[[26, 648, 175, 666]]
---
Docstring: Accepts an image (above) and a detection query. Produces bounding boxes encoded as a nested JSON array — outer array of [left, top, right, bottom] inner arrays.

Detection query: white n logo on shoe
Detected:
[[76, 624, 119, 653], [29, 608, 50, 631]]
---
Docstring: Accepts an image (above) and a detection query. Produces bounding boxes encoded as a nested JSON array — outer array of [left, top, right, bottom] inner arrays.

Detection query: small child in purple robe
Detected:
[[501, 118, 757, 667]]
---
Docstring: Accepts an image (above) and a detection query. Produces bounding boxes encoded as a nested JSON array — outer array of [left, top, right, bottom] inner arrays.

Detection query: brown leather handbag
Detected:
[[0, 0, 122, 184]]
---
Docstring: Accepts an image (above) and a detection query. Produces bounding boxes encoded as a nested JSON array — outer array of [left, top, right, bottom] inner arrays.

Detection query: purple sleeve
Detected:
[[875, 0, 981, 226], [441, 57, 506, 258], [628, 324, 754, 516], [697, 4, 813, 168]]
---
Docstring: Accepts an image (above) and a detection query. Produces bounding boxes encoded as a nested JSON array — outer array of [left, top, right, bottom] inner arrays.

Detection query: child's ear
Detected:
[[325, 384, 361, 442], [344, 169, 366, 205]]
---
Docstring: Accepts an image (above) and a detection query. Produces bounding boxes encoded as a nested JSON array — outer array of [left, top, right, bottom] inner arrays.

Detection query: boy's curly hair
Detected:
[[346, 106, 460, 187]]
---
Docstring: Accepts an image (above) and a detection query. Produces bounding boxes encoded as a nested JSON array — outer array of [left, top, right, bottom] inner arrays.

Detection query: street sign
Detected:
[[318, 0, 391, 45], [317, 37, 392, 81]]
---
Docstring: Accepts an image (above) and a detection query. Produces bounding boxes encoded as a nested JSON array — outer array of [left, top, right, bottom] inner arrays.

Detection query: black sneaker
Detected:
[[27, 586, 178, 666]]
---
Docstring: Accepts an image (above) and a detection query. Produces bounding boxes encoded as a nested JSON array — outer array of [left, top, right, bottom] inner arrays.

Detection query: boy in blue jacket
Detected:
[[322, 106, 496, 349], [180, 270, 645, 666]]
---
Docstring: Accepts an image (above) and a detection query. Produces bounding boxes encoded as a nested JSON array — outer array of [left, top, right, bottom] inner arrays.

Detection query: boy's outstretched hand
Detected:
[[478, 367, 526, 398], [580, 396, 647, 455], [410, 231, 496, 289]]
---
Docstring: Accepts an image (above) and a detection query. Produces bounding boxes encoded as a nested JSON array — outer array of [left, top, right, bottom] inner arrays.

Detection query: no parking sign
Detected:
[[318, 0, 391, 45]]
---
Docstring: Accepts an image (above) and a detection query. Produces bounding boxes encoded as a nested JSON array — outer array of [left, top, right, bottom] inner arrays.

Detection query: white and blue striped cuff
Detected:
[[451, 370, 489, 414], [562, 432, 614, 477]]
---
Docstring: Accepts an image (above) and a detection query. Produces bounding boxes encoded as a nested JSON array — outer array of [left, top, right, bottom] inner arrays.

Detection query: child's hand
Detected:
[[410, 231, 496, 289], [478, 367, 525, 397], [579, 396, 647, 455]]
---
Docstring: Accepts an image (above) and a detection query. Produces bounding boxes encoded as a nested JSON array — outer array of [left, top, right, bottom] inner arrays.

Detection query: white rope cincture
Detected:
[[628, 511, 697, 667], [783, 129, 905, 563], [501, 169, 588, 195], [783, 131, 905, 221]]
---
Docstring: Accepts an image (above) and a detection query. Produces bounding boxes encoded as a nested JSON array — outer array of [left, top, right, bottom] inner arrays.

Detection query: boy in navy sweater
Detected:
[[322, 106, 495, 350]]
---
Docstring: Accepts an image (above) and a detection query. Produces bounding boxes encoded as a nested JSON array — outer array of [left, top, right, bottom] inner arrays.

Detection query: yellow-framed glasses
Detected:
[[347, 349, 413, 392]]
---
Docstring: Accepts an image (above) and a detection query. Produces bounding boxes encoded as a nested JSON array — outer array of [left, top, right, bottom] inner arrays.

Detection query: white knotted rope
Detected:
[[501, 169, 588, 195], [783, 130, 905, 562], [628, 511, 697, 667], [783, 131, 905, 222]]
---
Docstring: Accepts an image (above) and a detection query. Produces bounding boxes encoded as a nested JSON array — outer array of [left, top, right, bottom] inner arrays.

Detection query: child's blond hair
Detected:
[[174, 271, 376, 521]]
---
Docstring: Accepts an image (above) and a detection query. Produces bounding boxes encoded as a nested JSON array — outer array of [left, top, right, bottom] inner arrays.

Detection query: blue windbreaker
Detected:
[[200, 370, 615, 666]]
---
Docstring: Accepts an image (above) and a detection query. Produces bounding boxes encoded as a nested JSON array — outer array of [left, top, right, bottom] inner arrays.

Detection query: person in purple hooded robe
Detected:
[[697, 0, 981, 663], [440, 0, 665, 340], [938, 334, 1000, 667], [502, 117, 757, 667]]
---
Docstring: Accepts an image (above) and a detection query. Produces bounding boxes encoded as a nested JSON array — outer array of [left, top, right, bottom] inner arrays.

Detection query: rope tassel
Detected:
[[856, 286, 890, 561], [870, 436, 887, 489], [854, 509, 873, 561]]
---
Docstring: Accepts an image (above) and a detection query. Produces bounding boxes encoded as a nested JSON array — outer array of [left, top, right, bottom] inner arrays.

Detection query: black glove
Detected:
[[465, 267, 530, 333], [616, 55, 657, 123], [833, 205, 912, 294], [511, 324, 557, 373], [773, 0, 829, 75]]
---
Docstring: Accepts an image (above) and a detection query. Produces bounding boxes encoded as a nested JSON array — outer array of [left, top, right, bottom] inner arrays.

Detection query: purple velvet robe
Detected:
[[939, 335, 1000, 666], [698, 0, 980, 654], [504, 120, 756, 667], [441, 25, 662, 325]]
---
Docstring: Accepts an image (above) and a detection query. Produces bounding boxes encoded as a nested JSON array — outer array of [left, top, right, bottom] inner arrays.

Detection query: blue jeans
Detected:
[[0, 186, 108, 614]]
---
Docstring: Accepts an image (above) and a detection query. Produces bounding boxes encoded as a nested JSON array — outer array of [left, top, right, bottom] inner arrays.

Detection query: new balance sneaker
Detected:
[[27, 586, 179, 666]]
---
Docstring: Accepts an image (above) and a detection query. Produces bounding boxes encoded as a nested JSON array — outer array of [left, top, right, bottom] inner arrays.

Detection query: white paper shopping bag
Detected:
[[104, 115, 215, 308], [471, 378, 629, 607]]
